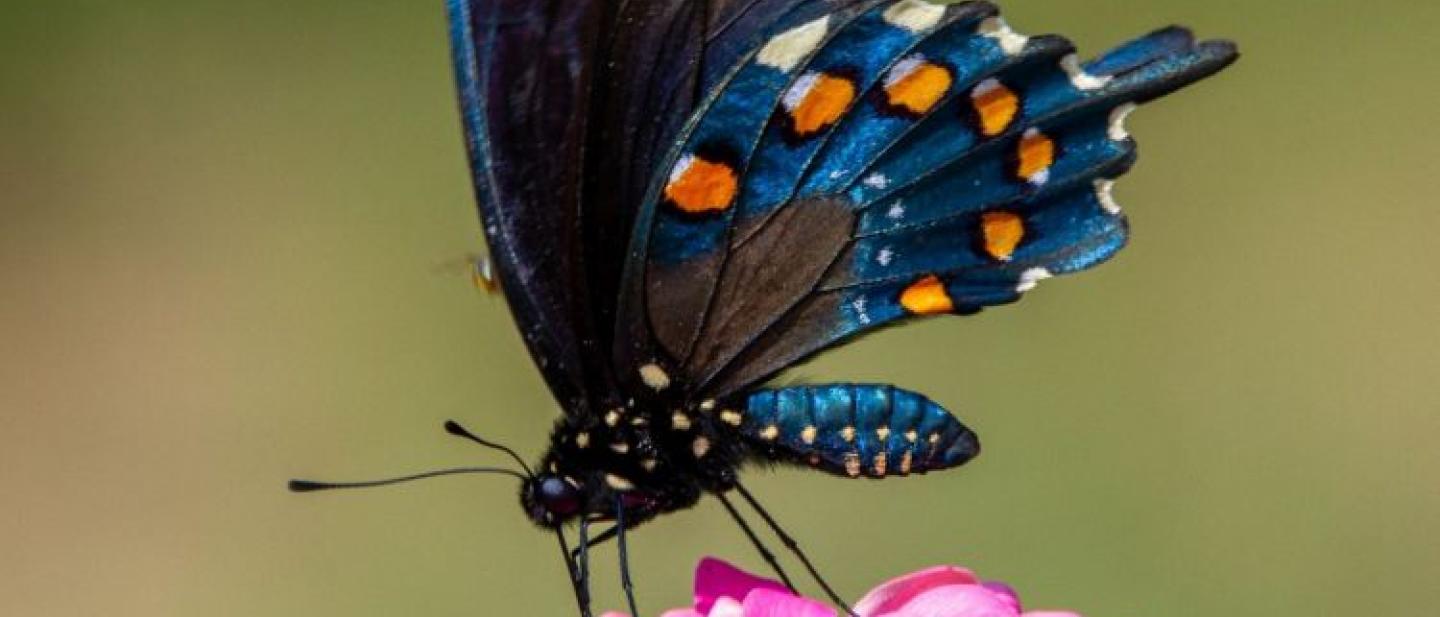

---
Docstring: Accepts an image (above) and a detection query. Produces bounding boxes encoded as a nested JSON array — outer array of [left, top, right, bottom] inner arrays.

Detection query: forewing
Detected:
[[448, 0, 610, 415], [448, 1, 829, 413]]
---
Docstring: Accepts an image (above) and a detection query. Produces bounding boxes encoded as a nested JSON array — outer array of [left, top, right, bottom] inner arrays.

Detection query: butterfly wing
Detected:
[[612, 1, 1238, 399], [448, 0, 612, 415], [448, 0, 860, 414]]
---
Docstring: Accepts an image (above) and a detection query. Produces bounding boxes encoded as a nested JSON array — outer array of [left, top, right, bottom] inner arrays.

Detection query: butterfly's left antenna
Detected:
[[443, 419, 534, 478], [288, 466, 528, 493]]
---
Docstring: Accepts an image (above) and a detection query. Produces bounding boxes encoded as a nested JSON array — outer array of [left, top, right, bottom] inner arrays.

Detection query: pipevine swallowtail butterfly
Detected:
[[292, 1, 1237, 615]]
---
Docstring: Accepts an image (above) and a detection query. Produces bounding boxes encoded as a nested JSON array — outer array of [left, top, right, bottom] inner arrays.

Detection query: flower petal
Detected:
[[742, 587, 837, 617], [708, 597, 744, 617], [853, 565, 980, 616], [880, 585, 1018, 617], [694, 558, 790, 614], [981, 581, 1022, 613]]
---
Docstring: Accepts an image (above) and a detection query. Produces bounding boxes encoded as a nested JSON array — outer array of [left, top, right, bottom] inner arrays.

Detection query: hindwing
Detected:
[[613, 1, 1238, 399]]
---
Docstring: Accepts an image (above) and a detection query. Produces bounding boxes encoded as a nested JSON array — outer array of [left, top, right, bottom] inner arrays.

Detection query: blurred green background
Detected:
[[3, 1, 1437, 615]]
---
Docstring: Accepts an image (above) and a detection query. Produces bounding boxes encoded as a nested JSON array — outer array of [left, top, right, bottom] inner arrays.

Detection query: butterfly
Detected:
[[292, 1, 1236, 615]]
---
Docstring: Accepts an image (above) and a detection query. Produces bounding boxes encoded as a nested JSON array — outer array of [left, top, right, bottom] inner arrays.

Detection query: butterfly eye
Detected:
[[536, 476, 582, 516]]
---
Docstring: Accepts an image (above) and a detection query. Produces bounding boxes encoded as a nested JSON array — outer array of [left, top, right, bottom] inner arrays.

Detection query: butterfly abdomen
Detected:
[[736, 384, 978, 478]]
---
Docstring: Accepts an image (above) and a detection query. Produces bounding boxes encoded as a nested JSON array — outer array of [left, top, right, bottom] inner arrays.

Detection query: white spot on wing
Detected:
[[863, 173, 891, 189], [1016, 267, 1053, 292], [978, 17, 1028, 56], [883, 0, 947, 33], [1108, 103, 1138, 141], [971, 77, 1003, 98], [782, 72, 821, 111], [876, 247, 895, 266], [1061, 54, 1112, 91], [886, 201, 906, 220], [1095, 178, 1122, 214], [638, 363, 670, 391], [758, 16, 831, 73], [884, 55, 926, 90], [851, 296, 872, 325], [668, 155, 695, 185]]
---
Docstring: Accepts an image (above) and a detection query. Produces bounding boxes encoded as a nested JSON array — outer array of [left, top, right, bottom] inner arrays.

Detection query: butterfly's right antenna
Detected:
[[444, 420, 534, 478]]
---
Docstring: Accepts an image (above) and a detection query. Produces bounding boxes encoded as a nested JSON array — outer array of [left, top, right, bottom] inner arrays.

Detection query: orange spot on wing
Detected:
[[665, 156, 738, 214], [1015, 129, 1055, 183], [899, 274, 955, 315], [971, 80, 1019, 137], [980, 211, 1025, 260], [789, 74, 856, 138], [885, 62, 952, 115]]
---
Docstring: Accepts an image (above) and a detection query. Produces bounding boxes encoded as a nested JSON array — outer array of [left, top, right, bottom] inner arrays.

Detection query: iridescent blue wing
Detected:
[[447, 0, 863, 415], [612, 1, 1237, 398]]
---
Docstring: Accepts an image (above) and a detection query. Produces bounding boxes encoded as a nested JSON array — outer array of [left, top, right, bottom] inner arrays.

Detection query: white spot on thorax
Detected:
[[692, 435, 711, 458], [883, 0, 947, 33], [671, 410, 692, 431], [1108, 103, 1138, 141], [1060, 54, 1112, 91], [758, 16, 831, 73], [978, 17, 1028, 56], [1016, 267, 1054, 292]]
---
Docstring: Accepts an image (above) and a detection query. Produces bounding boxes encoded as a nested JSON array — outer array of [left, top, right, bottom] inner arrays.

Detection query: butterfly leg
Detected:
[[615, 495, 640, 617], [715, 491, 799, 593], [576, 518, 595, 616], [554, 528, 593, 617], [734, 482, 856, 616], [569, 525, 618, 563]]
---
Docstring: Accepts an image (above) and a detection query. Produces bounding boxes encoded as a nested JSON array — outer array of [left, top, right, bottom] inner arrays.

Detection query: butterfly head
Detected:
[[521, 473, 584, 526]]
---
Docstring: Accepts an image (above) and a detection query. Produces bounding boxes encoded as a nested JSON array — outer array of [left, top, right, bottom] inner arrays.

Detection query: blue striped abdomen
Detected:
[[740, 384, 979, 478]]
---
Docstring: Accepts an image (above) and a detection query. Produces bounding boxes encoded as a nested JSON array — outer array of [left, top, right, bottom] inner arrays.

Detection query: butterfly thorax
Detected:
[[522, 399, 751, 529]]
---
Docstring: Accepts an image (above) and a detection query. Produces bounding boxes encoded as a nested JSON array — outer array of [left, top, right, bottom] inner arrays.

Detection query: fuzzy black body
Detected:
[[532, 400, 747, 529]]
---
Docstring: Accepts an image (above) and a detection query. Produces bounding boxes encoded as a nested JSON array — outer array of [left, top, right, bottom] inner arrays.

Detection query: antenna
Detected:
[[288, 466, 527, 493], [444, 420, 534, 478]]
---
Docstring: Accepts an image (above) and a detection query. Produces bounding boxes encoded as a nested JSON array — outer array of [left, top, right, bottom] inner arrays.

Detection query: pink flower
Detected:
[[603, 558, 1080, 617]]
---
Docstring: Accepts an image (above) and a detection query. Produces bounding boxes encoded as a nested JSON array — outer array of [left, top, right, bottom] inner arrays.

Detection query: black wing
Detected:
[[446, 0, 850, 415]]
